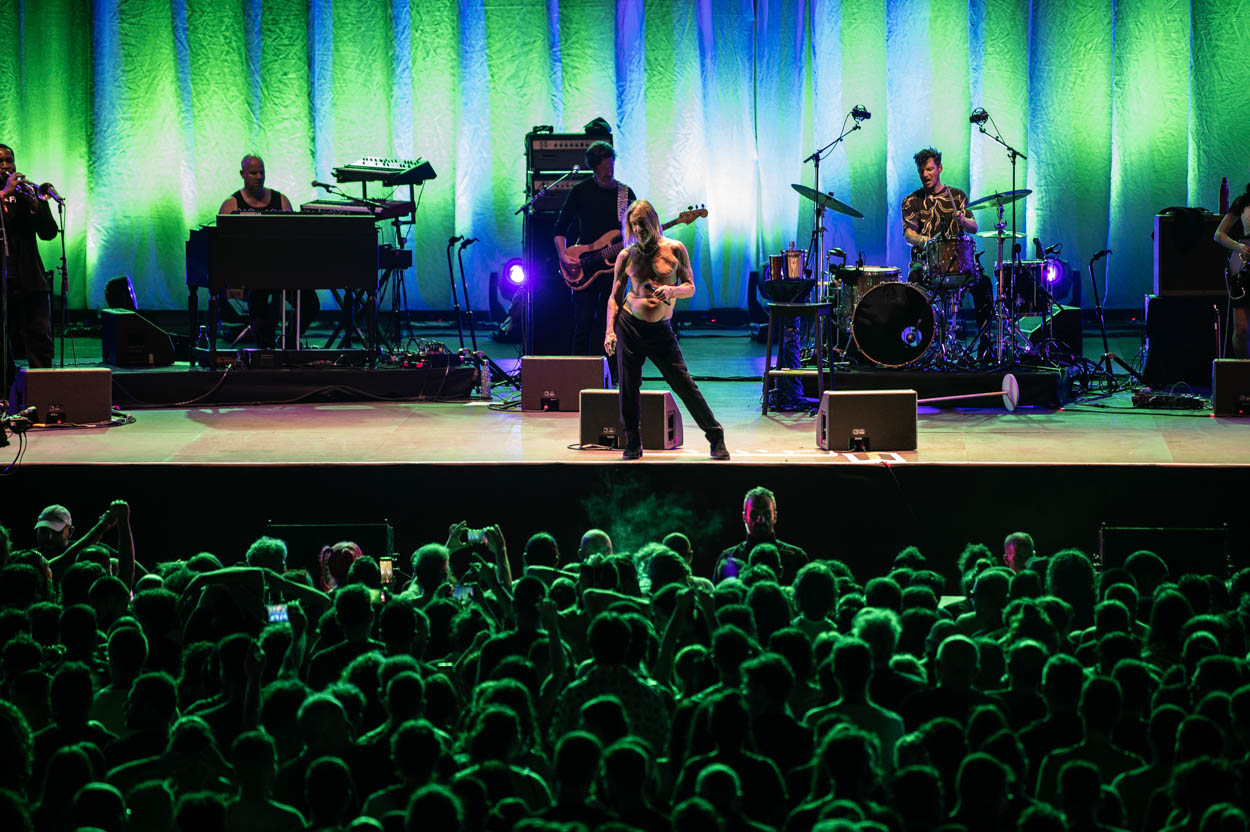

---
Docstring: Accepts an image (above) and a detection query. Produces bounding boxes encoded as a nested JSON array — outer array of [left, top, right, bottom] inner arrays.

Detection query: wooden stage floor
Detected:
[[14, 383, 1250, 467], [13, 325, 1250, 467]]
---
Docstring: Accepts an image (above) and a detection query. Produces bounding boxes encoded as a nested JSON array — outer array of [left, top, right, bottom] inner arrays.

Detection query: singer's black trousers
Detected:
[[4, 284, 52, 391], [615, 311, 722, 444]]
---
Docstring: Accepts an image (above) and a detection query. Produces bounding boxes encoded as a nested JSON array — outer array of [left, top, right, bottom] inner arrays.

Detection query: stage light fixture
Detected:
[[503, 258, 526, 289], [1043, 259, 1063, 284]]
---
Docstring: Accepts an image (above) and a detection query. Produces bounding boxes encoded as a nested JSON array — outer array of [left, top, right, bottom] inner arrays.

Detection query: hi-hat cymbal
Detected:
[[976, 230, 1025, 239], [966, 189, 1032, 211], [791, 184, 864, 219]]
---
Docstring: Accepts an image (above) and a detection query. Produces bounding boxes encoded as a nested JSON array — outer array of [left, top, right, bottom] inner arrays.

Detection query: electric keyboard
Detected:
[[300, 199, 415, 221], [331, 157, 437, 187]]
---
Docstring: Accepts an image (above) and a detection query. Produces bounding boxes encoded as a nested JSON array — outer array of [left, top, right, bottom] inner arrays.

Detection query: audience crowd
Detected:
[[0, 487, 1248, 832]]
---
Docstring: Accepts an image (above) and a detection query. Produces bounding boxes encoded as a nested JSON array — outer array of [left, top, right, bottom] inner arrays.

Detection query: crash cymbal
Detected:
[[975, 230, 1026, 239], [966, 189, 1032, 211], [791, 184, 864, 219]]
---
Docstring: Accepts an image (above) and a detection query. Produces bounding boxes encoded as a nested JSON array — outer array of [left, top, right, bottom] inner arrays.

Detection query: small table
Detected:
[[762, 301, 834, 414]]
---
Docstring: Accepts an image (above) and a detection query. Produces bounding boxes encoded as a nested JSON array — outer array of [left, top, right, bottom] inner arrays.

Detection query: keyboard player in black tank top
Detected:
[[218, 154, 319, 349]]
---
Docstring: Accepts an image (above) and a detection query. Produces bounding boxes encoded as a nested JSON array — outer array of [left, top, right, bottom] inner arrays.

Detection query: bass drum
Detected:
[[851, 282, 935, 367]]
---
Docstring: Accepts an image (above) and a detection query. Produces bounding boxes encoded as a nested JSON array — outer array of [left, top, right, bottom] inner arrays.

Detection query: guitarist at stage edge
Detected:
[[554, 141, 636, 360], [1214, 181, 1250, 358]]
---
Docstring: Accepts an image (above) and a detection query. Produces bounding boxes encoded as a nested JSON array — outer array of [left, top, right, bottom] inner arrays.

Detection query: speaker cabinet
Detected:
[[1213, 359, 1250, 416], [1020, 305, 1083, 356], [523, 211, 573, 356], [818, 389, 917, 451], [521, 356, 609, 411], [579, 389, 684, 449], [1153, 212, 1226, 296], [1143, 294, 1222, 386], [10, 368, 113, 424], [101, 308, 175, 367], [1099, 524, 1229, 577]]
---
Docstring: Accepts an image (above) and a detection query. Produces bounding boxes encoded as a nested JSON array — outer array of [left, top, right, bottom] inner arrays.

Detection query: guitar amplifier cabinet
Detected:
[[1153, 212, 1226, 296], [1143, 294, 1222, 386], [528, 172, 591, 212], [579, 389, 683, 450], [527, 133, 607, 172]]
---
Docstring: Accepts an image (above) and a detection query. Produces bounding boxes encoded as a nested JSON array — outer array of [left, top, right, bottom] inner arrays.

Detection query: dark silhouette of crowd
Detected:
[[1, 487, 1248, 832]]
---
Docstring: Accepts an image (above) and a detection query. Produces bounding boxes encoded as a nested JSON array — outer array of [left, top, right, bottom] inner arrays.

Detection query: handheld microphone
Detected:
[[1091, 249, 1112, 262], [459, 237, 479, 249], [969, 108, 989, 125], [851, 105, 871, 121], [38, 183, 65, 206], [311, 180, 334, 190], [448, 235, 464, 245]]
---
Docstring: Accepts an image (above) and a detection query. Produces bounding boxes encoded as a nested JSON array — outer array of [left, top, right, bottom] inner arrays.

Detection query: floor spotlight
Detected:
[[502, 258, 526, 298]]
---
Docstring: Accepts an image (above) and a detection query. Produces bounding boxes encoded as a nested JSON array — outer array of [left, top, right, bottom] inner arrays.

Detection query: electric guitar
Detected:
[[560, 207, 708, 291], [1227, 237, 1250, 302]]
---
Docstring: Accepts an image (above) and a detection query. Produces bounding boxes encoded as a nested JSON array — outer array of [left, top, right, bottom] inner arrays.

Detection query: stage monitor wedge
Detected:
[[10, 368, 113, 424], [521, 356, 609, 411], [101, 308, 176, 367], [579, 389, 683, 450], [818, 389, 917, 452]]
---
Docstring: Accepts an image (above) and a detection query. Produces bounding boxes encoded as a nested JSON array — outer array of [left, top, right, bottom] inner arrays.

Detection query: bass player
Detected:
[[1214, 181, 1250, 358], [554, 141, 636, 358]]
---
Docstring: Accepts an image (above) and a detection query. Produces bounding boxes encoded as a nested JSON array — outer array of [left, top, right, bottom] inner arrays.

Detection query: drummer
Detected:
[[901, 147, 993, 360]]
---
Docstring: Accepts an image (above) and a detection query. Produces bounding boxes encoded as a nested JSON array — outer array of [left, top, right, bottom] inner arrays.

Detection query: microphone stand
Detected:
[[56, 200, 68, 368], [455, 242, 479, 354], [1088, 252, 1142, 382], [444, 238, 466, 351], [803, 113, 863, 300], [974, 116, 1027, 366]]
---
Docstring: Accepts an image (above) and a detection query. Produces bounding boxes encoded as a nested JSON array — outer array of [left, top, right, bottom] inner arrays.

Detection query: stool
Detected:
[[762, 301, 834, 414]]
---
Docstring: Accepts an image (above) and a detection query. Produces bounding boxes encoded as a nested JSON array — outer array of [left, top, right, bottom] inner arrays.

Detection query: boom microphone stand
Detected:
[[802, 106, 869, 297], [444, 236, 466, 351], [972, 108, 1027, 364], [1, 189, 10, 403]]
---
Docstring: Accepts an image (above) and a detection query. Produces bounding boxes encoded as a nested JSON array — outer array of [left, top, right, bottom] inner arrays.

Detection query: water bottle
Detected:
[[195, 325, 210, 369], [478, 352, 491, 399]]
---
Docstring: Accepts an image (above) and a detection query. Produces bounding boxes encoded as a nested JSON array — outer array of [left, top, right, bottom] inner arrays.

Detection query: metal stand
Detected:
[[0, 192, 10, 400], [55, 201, 69, 367], [802, 110, 866, 298], [974, 113, 1027, 365], [1087, 252, 1142, 382]]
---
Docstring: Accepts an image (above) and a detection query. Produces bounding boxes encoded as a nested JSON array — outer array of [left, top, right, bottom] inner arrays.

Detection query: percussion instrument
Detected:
[[851, 282, 935, 367]]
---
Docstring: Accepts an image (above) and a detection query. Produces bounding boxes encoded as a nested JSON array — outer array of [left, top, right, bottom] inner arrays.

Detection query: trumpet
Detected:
[[1, 170, 40, 202]]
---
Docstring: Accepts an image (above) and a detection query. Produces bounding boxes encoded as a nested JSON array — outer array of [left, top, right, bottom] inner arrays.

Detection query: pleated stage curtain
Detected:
[[2, 0, 1246, 312]]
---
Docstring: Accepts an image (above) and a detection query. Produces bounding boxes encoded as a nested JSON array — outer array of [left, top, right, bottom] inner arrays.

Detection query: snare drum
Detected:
[[922, 234, 977, 289], [834, 265, 900, 330], [851, 282, 935, 367]]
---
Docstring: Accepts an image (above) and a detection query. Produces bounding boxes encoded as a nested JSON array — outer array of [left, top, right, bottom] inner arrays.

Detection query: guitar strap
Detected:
[[617, 184, 629, 225]]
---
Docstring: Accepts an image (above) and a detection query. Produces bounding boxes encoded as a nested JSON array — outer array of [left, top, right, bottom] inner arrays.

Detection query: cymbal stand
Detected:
[[1087, 251, 1142, 383], [803, 110, 864, 300]]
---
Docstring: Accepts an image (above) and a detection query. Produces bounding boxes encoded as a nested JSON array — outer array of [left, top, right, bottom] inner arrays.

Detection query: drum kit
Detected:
[[763, 185, 1063, 371]]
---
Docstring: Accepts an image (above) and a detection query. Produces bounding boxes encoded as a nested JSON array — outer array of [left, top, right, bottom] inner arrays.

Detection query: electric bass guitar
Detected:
[[560, 207, 708, 291], [1227, 237, 1250, 302]]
